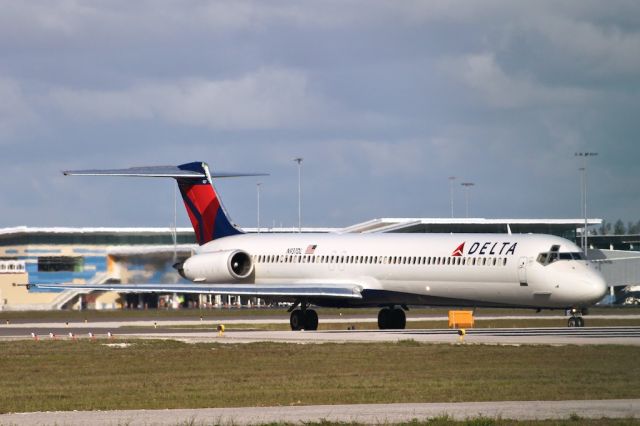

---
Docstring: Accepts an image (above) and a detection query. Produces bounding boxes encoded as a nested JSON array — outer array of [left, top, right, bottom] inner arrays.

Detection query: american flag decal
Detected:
[[305, 244, 317, 254]]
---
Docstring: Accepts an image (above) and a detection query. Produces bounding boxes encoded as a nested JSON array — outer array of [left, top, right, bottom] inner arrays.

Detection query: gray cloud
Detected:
[[0, 78, 37, 138], [439, 53, 595, 108], [45, 68, 329, 129]]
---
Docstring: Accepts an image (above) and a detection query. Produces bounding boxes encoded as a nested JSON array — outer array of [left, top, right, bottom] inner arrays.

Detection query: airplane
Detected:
[[34, 161, 607, 329]]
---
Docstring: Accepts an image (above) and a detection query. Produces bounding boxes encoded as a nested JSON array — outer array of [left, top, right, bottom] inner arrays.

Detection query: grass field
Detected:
[[1, 340, 639, 414]]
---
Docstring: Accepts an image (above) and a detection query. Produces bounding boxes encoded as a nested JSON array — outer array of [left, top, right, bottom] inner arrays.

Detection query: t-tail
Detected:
[[63, 162, 266, 245]]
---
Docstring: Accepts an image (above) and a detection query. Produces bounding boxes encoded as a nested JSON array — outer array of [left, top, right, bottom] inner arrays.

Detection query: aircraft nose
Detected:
[[581, 272, 607, 304]]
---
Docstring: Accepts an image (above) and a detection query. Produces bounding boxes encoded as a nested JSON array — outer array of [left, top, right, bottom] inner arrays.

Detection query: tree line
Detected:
[[592, 219, 640, 236]]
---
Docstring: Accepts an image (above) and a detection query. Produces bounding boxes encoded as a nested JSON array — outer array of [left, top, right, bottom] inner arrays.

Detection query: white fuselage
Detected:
[[188, 232, 607, 309]]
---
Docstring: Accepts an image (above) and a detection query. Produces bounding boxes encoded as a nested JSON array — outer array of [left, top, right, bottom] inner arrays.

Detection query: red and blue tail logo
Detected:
[[176, 162, 243, 245]]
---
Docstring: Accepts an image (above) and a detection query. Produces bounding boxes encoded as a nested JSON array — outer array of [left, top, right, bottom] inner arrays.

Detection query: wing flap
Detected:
[[31, 283, 363, 299]]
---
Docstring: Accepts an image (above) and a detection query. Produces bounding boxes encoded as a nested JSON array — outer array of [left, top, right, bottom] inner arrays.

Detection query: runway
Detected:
[[134, 326, 640, 346], [1, 319, 639, 345], [1, 400, 639, 425]]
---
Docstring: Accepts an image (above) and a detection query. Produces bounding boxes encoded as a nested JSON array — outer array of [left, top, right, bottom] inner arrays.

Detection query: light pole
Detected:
[[448, 176, 456, 218], [461, 182, 475, 218], [256, 182, 262, 234], [293, 157, 303, 233], [575, 152, 598, 256]]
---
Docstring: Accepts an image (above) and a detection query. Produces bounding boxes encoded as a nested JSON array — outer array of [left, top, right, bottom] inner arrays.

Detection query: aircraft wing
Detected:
[[590, 256, 640, 262], [30, 283, 363, 299]]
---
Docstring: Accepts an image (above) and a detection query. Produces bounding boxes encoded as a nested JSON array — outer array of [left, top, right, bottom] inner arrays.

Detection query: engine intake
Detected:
[[182, 250, 254, 282]]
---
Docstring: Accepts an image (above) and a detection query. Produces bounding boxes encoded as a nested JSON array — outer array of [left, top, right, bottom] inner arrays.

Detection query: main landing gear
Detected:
[[289, 301, 318, 331], [567, 308, 585, 327], [377, 306, 407, 330]]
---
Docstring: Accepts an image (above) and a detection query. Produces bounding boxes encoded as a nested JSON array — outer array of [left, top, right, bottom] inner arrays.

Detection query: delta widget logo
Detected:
[[452, 242, 465, 256]]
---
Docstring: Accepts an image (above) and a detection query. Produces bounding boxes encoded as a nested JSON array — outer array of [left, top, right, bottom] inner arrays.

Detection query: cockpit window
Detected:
[[570, 252, 585, 260], [537, 247, 586, 265], [536, 252, 548, 264]]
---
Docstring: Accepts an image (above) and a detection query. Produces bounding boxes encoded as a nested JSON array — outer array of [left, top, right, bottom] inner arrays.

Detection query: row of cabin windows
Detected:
[[253, 254, 508, 267]]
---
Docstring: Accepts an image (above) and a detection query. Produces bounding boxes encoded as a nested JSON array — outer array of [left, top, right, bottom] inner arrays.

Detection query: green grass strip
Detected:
[[1, 340, 639, 414]]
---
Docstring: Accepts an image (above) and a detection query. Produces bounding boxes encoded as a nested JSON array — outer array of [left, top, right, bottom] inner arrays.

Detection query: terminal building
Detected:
[[0, 218, 638, 310]]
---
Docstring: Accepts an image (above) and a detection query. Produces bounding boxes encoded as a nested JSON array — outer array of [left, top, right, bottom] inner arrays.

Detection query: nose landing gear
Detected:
[[567, 308, 585, 327]]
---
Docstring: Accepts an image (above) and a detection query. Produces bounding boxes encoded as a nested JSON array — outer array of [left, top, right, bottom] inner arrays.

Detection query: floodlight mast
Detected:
[[448, 176, 456, 218], [293, 158, 303, 233], [461, 182, 475, 218], [575, 152, 598, 257], [256, 182, 262, 234]]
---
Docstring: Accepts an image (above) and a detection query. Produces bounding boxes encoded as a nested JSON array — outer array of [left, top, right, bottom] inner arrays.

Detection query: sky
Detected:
[[1, 1, 639, 230]]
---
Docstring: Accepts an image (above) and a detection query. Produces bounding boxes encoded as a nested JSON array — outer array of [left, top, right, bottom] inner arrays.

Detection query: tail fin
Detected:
[[175, 162, 242, 244], [63, 162, 266, 245]]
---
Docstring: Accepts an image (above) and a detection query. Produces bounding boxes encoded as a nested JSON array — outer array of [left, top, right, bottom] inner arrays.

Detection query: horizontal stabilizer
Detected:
[[63, 165, 267, 179], [62, 161, 267, 244], [31, 283, 364, 299]]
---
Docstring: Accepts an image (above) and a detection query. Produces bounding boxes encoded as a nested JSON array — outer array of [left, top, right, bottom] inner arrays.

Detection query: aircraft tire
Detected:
[[391, 308, 406, 329], [576, 317, 585, 327], [290, 310, 304, 331], [378, 308, 391, 330], [304, 309, 319, 331], [568, 317, 577, 327]]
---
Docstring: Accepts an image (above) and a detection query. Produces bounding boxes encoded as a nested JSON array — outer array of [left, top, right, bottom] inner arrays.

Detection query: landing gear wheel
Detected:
[[304, 309, 319, 331], [290, 310, 304, 331], [378, 307, 407, 330], [575, 317, 585, 327], [568, 317, 576, 327], [378, 308, 391, 330], [391, 308, 406, 329], [290, 309, 319, 331]]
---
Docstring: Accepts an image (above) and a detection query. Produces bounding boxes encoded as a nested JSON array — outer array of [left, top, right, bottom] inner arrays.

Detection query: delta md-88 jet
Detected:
[[36, 161, 607, 330]]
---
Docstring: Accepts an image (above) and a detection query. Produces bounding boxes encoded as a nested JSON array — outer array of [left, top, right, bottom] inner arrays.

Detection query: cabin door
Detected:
[[518, 256, 528, 285]]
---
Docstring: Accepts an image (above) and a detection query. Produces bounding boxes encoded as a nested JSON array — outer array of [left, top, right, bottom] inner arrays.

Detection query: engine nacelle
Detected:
[[182, 250, 253, 283]]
